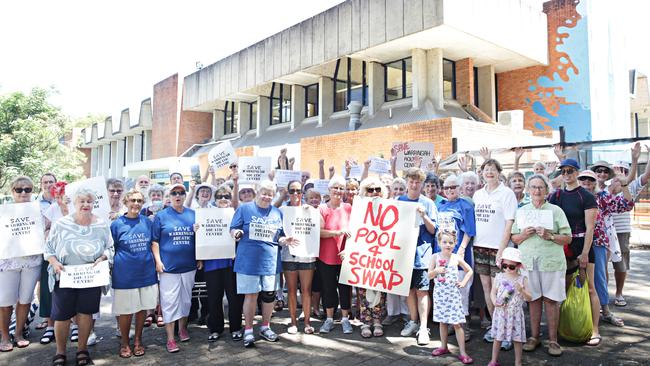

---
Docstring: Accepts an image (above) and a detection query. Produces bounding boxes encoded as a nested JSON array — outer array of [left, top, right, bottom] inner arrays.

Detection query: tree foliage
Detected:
[[0, 87, 86, 192]]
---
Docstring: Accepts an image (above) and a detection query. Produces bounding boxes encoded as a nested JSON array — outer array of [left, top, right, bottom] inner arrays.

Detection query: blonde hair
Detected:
[[11, 176, 34, 190]]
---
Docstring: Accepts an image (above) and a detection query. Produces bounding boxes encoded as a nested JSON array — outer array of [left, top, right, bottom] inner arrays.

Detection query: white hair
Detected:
[[359, 177, 388, 198], [257, 180, 277, 193], [460, 171, 479, 184], [328, 175, 346, 188], [444, 174, 461, 186], [73, 187, 97, 202]]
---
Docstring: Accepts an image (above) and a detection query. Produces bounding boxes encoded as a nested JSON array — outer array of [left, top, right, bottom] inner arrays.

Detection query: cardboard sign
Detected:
[[238, 156, 272, 184], [313, 179, 330, 195], [0, 201, 45, 259], [280, 206, 321, 257], [59, 261, 110, 289], [392, 142, 435, 171], [368, 157, 390, 175], [274, 170, 302, 188], [195, 208, 236, 260], [65, 176, 111, 222], [342, 164, 362, 180], [437, 211, 456, 233], [339, 197, 419, 296], [207, 141, 238, 169], [249, 222, 279, 242], [516, 209, 554, 230]]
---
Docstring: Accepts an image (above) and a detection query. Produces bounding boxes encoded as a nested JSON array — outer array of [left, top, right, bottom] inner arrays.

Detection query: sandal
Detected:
[[41, 329, 55, 344], [523, 337, 540, 352], [0, 340, 13, 352], [52, 353, 66, 366], [133, 344, 145, 357], [458, 354, 474, 364], [586, 335, 602, 346], [274, 299, 285, 312], [36, 321, 49, 330], [373, 324, 384, 337], [614, 296, 627, 307], [602, 313, 625, 327], [156, 315, 165, 327], [144, 314, 154, 327], [547, 341, 562, 356], [119, 345, 132, 358], [14, 337, 30, 348], [304, 325, 314, 334], [76, 350, 94, 366], [431, 347, 450, 356], [360, 324, 372, 338], [70, 326, 79, 342]]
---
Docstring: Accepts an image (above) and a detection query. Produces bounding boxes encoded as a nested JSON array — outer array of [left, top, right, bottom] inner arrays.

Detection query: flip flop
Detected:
[[35, 321, 49, 330], [586, 335, 602, 346], [614, 296, 627, 307], [156, 316, 165, 327], [133, 345, 145, 357], [14, 338, 30, 348], [0, 340, 13, 352], [119, 345, 132, 358]]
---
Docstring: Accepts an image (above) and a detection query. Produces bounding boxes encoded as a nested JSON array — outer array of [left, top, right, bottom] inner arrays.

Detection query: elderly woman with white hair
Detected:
[[44, 187, 113, 366], [230, 180, 298, 348], [459, 171, 479, 204]]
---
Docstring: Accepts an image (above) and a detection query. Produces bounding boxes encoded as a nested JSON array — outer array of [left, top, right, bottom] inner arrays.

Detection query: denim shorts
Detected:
[[236, 273, 280, 294], [282, 261, 317, 272]]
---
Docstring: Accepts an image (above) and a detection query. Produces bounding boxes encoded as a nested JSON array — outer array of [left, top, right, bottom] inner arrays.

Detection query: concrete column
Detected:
[[367, 62, 385, 116], [427, 48, 444, 110], [291, 85, 305, 130], [257, 96, 270, 137], [115, 139, 125, 178], [238, 102, 251, 135], [132, 133, 143, 163], [213, 110, 225, 140], [101, 143, 111, 177], [125, 136, 134, 165], [455, 58, 474, 106], [143, 130, 152, 161], [90, 147, 98, 177], [110, 141, 119, 178], [318, 77, 333, 126], [412, 49, 427, 110], [477, 65, 496, 120], [95, 146, 102, 178]]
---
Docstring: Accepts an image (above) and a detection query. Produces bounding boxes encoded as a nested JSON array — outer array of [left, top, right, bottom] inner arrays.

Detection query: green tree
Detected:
[[0, 87, 86, 192]]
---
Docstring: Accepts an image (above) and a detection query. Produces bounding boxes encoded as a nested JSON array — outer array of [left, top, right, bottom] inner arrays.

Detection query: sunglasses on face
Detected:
[[170, 191, 186, 196], [578, 177, 596, 183], [288, 189, 302, 195], [443, 185, 458, 190], [215, 194, 232, 200], [366, 187, 382, 193], [560, 168, 576, 175], [129, 198, 144, 204], [594, 168, 609, 174], [501, 263, 518, 270], [14, 187, 33, 194]]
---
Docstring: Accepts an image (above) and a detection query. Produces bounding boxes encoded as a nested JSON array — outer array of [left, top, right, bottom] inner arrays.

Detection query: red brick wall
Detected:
[[455, 58, 474, 106], [177, 97, 212, 157], [80, 148, 92, 178], [152, 74, 180, 159]]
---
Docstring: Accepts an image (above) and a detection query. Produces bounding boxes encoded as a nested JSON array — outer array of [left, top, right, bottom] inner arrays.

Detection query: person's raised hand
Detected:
[[479, 147, 491, 160]]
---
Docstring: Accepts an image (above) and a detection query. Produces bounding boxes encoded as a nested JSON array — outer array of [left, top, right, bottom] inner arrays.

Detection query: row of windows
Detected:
[[218, 56, 459, 132]]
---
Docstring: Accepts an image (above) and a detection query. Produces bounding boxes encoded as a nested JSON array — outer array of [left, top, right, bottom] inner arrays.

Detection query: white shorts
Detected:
[[0, 267, 40, 307], [159, 271, 195, 324], [112, 284, 159, 315], [524, 269, 566, 302]]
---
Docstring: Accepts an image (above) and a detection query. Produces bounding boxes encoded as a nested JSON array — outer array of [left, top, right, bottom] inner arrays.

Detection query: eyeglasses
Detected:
[[129, 198, 144, 204], [109, 189, 123, 194], [331, 186, 345, 191], [170, 191, 186, 196], [443, 185, 458, 190], [240, 189, 254, 194], [366, 187, 382, 193], [501, 263, 518, 271], [288, 189, 302, 195], [13, 187, 33, 194], [215, 194, 232, 200], [560, 168, 576, 175], [529, 185, 546, 191], [594, 168, 609, 174], [393, 187, 405, 191]]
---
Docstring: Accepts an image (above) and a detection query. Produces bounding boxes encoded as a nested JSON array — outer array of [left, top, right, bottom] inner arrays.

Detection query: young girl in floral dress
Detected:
[[429, 231, 474, 364], [489, 247, 532, 366]]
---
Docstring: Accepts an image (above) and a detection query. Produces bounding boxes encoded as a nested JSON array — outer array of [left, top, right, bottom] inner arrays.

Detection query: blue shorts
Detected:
[[51, 282, 102, 321], [410, 268, 429, 291], [236, 273, 280, 294]]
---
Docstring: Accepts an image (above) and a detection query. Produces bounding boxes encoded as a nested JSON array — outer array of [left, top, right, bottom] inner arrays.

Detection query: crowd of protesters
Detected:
[[0, 141, 647, 366]]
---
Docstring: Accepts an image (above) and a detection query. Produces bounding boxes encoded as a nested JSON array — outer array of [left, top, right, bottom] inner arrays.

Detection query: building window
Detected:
[[333, 57, 367, 112], [384, 57, 413, 102], [305, 83, 319, 118], [473, 66, 479, 106], [443, 59, 456, 100], [249, 102, 257, 130], [270, 82, 291, 125], [223, 101, 238, 135]]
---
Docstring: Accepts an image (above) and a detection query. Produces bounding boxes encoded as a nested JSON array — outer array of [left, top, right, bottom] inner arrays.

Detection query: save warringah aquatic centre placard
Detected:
[[238, 157, 272, 184], [0, 201, 45, 259], [281, 206, 321, 258], [195, 207, 236, 260]]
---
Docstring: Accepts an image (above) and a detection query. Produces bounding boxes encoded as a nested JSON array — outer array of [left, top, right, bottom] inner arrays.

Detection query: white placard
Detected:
[[516, 209, 554, 230], [59, 261, 110, 289], [274, 170, 302, 188], [343, 164, 363, 180], [339, 197, 419, 297], [280, 206, 321, 257], [207, 141, 238, 169], [0, 201, 45, 259], [437, 211, 456, 233], [313, 179, 330, 195], [392, 142, 435, 171], [65, 176, 111, 222], [238, 157, 272, 184], [249, 222, 279, 242], [368, 157, 390, 175], [195, 208, 236, 260]]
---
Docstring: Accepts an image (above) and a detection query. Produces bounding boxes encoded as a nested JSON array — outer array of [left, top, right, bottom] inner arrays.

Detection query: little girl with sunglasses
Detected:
[[488, 247, 532, 366], [429, 231, 474, 364]]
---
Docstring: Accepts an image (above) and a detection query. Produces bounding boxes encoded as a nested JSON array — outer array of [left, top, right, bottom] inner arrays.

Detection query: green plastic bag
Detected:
[[559, 270, 592, 343]]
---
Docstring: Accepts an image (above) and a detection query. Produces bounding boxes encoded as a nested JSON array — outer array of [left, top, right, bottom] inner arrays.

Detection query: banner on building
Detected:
[[392, 142, 435, 171], [280, 206, 320, 257], [238, 157, 272, 184], [208, 141, 238, 169], [65, 176, 111, 222], [339, 197, 419, 296], [59, 261, 110, 289], [195, 207, 236, 260], [0, 201, 45, 259], [274, 170, 302, 188]]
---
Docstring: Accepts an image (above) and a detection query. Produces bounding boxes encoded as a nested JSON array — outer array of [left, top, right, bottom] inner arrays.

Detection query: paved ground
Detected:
[[2, 250, 650, 366]]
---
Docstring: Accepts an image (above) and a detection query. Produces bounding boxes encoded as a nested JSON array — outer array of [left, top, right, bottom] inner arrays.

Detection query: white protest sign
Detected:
[[516, 209, 554, 230], [207, 141, 238, 169], [437, 211, 456, 233], [339, 197, 419, 296], [195, 208, 236, 260], [368, 157, 390, 175], [0, 201, 45, 259], [238, 156, 272, 184], [59, 261, 110, 289], [343, 164, 362, 180], [274, 170, 302, 188], [65, 176, 111, 221], [249, 221, 280, 242], [392, 142, 435, 171], [280, 206, 320, 257], [313, 179, 330, 195]]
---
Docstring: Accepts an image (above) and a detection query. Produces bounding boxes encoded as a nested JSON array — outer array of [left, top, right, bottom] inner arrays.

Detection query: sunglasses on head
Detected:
[[129, 198, 144, 204], [14, 187, 33, 194], [501, 263, 518, 271], [366, 187, 382, 193], [288, 189, 302, 195], [170, 191, 186, 196], [215, 194, 232, 200]]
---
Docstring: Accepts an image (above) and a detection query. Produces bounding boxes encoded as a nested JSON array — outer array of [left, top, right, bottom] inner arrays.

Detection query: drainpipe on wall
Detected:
[[348, 101, 363, 131]]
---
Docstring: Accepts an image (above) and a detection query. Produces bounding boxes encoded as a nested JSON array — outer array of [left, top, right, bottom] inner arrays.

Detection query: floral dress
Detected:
[[432, 254, 465, 324], [491, 273, 526, 342]]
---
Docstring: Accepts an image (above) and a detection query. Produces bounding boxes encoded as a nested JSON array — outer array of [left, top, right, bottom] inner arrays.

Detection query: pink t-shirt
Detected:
[[318, 202, 352, 265]]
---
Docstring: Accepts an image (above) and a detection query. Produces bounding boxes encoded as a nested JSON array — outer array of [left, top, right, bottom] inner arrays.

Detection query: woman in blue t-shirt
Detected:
[[230, 180, 299, 348], [110, 190, 158, 358], [152, 184, 201, 353]]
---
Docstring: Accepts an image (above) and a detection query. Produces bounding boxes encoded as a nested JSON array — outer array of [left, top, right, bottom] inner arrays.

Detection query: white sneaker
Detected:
[[416, 327, 430, 345], [400, 320, 419, 337], [87, 332, 98, 346]]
